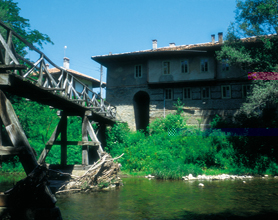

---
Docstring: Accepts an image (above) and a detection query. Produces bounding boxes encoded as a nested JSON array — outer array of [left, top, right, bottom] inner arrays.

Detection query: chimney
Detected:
[[63, 57, 70, 69], [46, 64, 50, 70], [218, 32, 223, 44], [211, 34, 215, 43], [169, 43, 176, 47], [152, 39, 157, 50]]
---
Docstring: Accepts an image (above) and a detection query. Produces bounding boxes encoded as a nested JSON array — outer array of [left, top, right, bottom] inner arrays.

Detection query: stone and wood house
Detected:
[[92, 33, 252, 131]]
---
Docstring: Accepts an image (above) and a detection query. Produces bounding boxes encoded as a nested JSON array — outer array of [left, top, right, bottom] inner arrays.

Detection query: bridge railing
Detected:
[[0, 20, 116, 119]]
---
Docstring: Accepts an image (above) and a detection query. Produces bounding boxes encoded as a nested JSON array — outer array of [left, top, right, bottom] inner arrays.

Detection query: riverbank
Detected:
[[0, 166, 276, 188], [118, 169, 277, 180]]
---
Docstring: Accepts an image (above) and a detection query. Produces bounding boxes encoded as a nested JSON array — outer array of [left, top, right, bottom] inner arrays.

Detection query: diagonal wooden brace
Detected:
[[0, 90, 38, 174]]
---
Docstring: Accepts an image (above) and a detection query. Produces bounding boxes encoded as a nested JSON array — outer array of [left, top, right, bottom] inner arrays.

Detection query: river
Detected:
[[56, 177, 278, 220]]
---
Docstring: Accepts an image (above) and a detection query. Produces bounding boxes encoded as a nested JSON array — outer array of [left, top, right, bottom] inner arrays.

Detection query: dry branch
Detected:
[[56, 152, 123, 194]]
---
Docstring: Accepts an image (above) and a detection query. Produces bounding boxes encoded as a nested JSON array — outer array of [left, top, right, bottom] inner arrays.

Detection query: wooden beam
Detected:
[[37, 145, 52, 164], [87, 119, 102, 152], [38, 115, 64, 164], [82, 115, 89, 166], [0, 32, 19, 65], [51, 141, 99, 146], [0, 90, 37, 174], [60, 113, 67, 166], [0, 64, 26, 70], [42, 88, 65, 91], [5, 30, 12, 65], [0, 146, 25, 155]]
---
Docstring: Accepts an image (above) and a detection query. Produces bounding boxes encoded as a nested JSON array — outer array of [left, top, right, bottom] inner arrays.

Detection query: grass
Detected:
[[0, 172, 26, 185]]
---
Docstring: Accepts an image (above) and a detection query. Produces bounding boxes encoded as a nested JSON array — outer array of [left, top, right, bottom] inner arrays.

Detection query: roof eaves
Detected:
[[49, 67, 104, 84]]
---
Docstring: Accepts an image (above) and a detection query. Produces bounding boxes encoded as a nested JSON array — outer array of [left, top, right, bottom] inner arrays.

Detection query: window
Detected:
[[163, 61, 170, 74], [165, 88, 172, 100], [201, 59, 208, 72], [202, 87, 210, 99], [183, 87, 191, 99], [181, 60, 189, 73], [222, 85, 231, 99], [222, 59, 229, 71], [135, 65, 142, 78], [242, 84, 251, 98]]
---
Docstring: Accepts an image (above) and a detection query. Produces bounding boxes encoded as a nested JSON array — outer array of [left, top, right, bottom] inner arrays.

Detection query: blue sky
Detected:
[[17, 0, 237, 86]]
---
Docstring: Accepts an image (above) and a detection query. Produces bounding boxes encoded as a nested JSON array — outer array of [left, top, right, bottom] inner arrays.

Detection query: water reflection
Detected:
[[56, 178, 278, 219]]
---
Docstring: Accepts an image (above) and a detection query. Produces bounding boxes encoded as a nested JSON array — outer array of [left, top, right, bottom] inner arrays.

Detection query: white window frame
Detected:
[[200, 58, 208, 72], [222, 59, 229, 72], [181, 60, 189, 73], [165, 88, 173, 100], [183, 87, 191, 100], [134, 64, 142, 78], [242, 84, 251, 98], [221, 85, 231, 99], [163, 61, 171, 75], [201, 87, 210, 99]]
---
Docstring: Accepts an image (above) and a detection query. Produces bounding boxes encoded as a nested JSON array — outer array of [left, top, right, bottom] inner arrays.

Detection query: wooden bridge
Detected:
[[0, 20, 117, 219], [0, 20, 117, 166]]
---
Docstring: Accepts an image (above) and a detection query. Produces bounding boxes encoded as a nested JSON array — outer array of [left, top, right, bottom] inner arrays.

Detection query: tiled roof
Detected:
[[48, 67, 105, 85], [92, 34, 276, 59]]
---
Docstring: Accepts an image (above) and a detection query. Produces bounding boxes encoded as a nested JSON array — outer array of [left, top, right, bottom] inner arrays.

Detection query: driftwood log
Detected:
[[56, 152, 123, 194]]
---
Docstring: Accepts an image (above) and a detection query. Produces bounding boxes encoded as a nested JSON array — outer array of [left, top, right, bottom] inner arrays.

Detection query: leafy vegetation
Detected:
[[0, 0, 53, 56], [216, 0, 278, 72], [1, 94, 82, 172], [106, 110, 258, 179], [105, 110, 278, 179]]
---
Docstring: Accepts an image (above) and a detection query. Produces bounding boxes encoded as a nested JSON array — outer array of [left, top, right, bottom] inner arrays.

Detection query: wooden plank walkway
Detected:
[[0, 20, 117, 125], [0, 72, 116, 125]]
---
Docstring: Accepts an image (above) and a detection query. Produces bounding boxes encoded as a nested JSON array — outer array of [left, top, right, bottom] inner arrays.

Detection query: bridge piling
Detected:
[[82, 114, 89, 166], [0, 90, 61, 219], [60, 112, 68, 166]]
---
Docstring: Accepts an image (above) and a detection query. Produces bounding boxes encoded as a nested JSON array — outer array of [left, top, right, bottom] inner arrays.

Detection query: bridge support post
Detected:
[[82, 115, 89, 166], [60, 112, 68, 166], [0, 90, 61, 219]]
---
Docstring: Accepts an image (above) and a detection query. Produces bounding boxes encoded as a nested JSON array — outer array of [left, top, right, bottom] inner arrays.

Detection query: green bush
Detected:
[[210, 113, 278, 175], [148, 113, 187, 135], [105, 113, 242, 179]]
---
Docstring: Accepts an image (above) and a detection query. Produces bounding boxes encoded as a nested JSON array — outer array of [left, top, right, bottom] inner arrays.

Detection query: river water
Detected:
[[56, 177, 278, 220]]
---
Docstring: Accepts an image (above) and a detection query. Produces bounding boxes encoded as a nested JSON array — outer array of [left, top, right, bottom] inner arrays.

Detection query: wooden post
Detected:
[[4, 30, 12, 65], [82, 115, 89, 165], [60, 112, 67, 166], [0, 90, 38, 174]]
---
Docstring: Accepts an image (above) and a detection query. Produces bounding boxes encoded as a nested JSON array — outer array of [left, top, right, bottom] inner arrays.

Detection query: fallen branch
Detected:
[[56, 152, 123, 194]]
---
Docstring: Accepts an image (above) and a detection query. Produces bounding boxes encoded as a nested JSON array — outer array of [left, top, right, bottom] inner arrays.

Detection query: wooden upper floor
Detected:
[[92, 36, 254, 88]]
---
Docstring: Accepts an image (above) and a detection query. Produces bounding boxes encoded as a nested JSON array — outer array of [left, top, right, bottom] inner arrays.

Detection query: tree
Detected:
[[0, 0, 55, 171], [216, 0, 278, 120], [216, 0, 278, 72], [0, 0, 53, 56], [213, 0, 278, 166], [234, 0, 278, 36]]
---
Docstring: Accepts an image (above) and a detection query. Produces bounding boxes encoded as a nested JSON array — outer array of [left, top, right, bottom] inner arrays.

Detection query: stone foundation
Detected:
[[107, 84, 244, 131]]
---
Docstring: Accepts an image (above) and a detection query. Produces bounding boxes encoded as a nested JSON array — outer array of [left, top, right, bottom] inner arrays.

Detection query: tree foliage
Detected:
[[235, 0, 278, 36], [216, 0, 278, 72], [0, 0, 53, 56]]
